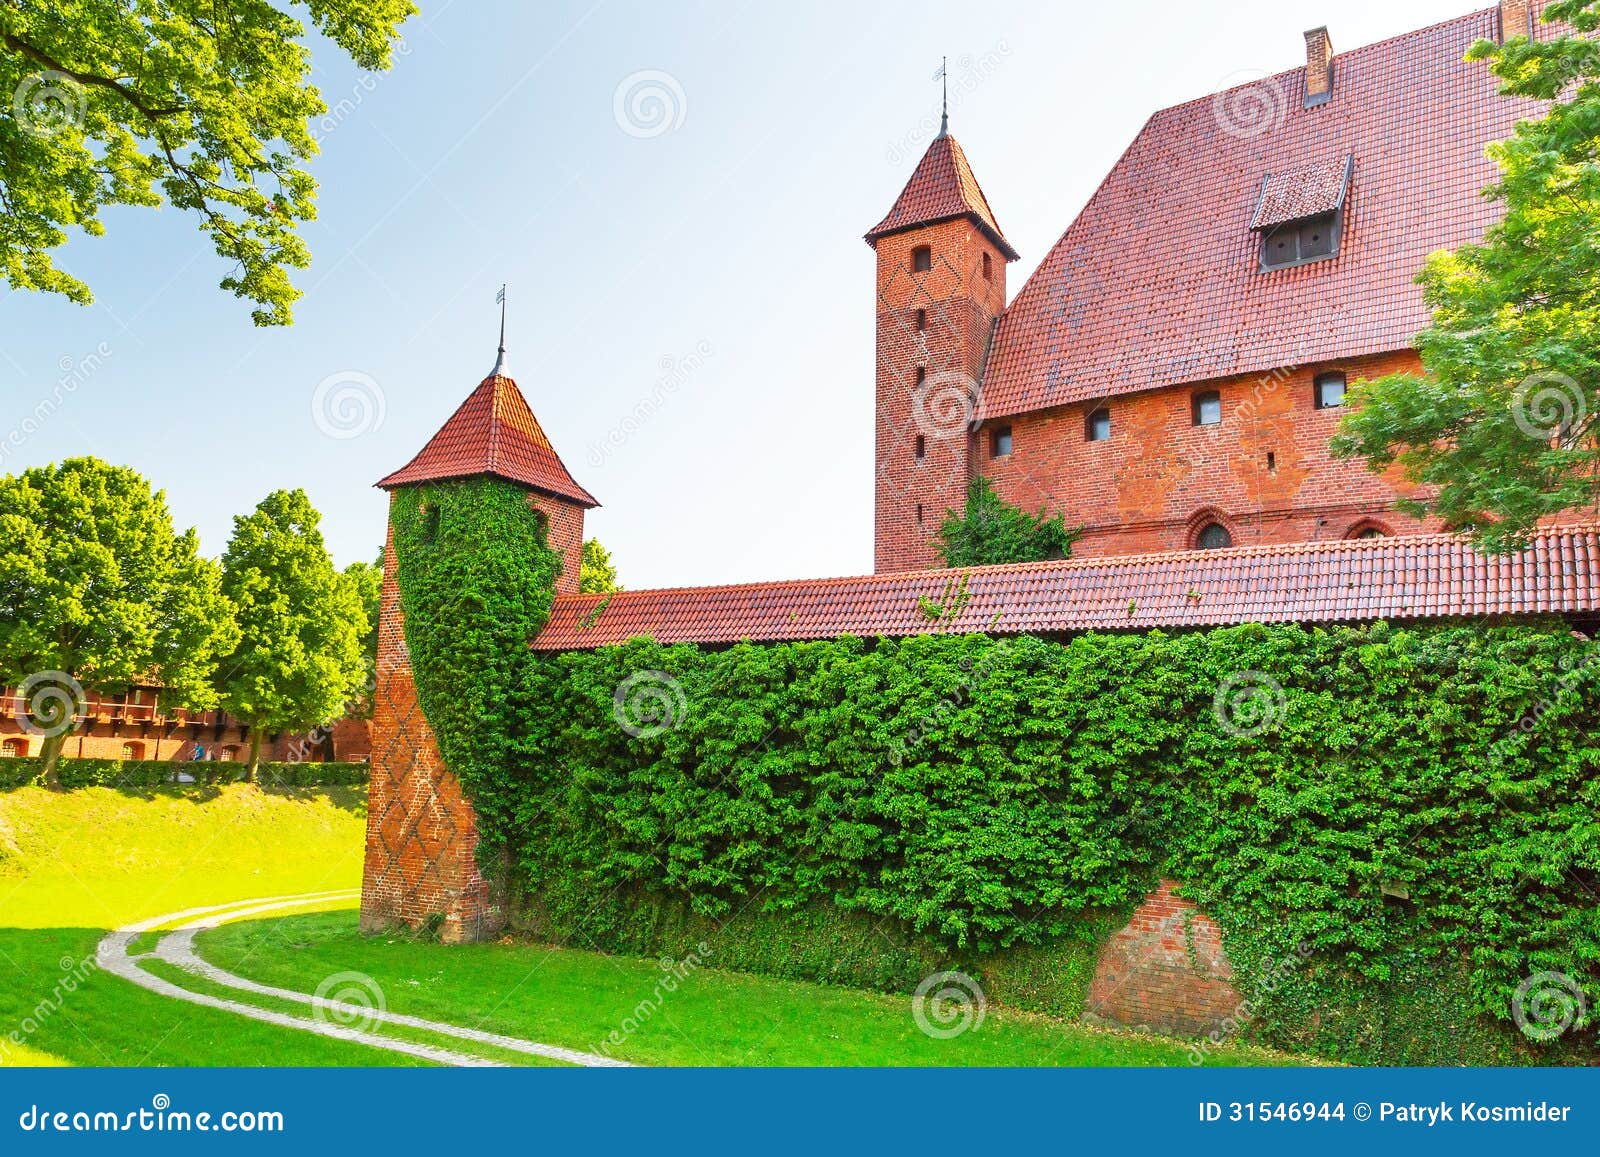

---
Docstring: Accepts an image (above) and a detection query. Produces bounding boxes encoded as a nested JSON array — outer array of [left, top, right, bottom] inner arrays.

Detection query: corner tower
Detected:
[[866, 126, 1017, 573], [361, 341, 597, 942]]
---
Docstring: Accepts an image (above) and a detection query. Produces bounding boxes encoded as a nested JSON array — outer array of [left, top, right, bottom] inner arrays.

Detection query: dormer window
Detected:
[[911, 245, 932, 273], [1251, 155, 1352, 272]]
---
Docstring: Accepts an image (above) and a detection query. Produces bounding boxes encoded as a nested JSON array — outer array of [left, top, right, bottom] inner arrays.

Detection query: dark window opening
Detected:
[[915, 434, 926, 460], [1192, 390, 1222, 426], [1196, 522, 1233, 550], [991, 426, 1013, 457], [915, 308, 927, 332], [911, 245, 932, 273], [1086, 408, 1111, 442], [1260, 211, 1340, 270], [916, 503, 923, 524], [1, 739, 23, 757], [1314, 371, 1346, 409], [914, 366, 926, 387], [1266, 451, 1277, 471], [982, 252, 992, 280], [1355, 527, 1385, 540]]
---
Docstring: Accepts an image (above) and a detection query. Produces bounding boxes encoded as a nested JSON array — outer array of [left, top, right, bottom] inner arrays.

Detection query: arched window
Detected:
[[1, 738, 24, 758], [911, 245, 932, 273], [1195, 522, 1233, 550], [1347, 520, 1391, 541]]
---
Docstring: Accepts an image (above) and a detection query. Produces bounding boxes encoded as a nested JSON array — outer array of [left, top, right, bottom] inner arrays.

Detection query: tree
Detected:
[[0, 0, 414, 325], [1330, 1, 1600, 551], [342, 551, 384, 717], [0, 458, 236, 787], [215, 490, 367, 779], [936, 476, 1081, 567], [579, 537, 622, 594]]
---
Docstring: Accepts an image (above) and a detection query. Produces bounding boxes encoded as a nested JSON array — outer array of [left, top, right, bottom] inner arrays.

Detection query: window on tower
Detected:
[[991, 426, 1013, 457], [915, 434, 926, 461], [911, 245, 932, 273], [915, 309, 927, 332], [1195, 522, 1233, 550], [1086, 407, 1111, 441], [1192, 390, 1222, 426], [982, 252, 992, 280]]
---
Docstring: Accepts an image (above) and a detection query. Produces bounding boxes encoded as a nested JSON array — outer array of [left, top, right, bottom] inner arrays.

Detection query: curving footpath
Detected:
[[96, 892, 633, 1068]]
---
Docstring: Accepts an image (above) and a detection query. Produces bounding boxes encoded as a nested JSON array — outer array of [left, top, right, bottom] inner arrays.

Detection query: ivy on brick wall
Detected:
[[389, 478, 562, 869], [505, 622, 1597, 1057]]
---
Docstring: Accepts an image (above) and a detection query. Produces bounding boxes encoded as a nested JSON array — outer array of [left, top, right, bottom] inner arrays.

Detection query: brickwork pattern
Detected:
[[1085, 879, 1241, 1038], [358, 516, 502, 943]]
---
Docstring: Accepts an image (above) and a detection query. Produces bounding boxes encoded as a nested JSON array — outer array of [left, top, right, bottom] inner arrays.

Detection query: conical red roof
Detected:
[[376, 373, 599, 507], [865, 133, 1018, 260]]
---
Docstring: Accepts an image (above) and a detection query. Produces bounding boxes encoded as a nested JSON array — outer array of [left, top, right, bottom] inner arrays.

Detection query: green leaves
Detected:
[[0, 0, 415, 324], [1333, 1, 1600, 550], [936, 477, 1082, 567]]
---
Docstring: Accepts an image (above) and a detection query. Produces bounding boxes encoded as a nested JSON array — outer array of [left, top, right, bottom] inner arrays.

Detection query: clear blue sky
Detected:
[[1, 0, 1473, 588]]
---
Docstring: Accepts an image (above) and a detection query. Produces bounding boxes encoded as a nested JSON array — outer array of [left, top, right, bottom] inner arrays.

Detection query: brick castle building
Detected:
[[362, 1, 1600, 952]]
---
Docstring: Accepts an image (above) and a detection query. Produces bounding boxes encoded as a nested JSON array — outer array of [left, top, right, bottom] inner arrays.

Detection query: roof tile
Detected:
[[866, 134, 1019, 259]]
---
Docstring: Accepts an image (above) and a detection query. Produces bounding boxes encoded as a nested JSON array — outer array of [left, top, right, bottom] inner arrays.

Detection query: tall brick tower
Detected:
[[866, 120, 1017, 573], [361, 338, 598, 942]]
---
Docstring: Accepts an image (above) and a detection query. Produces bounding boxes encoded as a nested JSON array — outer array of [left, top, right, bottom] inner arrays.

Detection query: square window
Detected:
[[1086, 408, 1111, 441], [991, 426, 1013, 457], [1192, 391, 1221, 426], [1314, 372, 1345, 409], [911, 246, 932, 273]]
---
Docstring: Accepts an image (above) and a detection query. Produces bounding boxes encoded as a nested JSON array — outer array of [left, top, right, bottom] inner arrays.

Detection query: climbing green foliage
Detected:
[[579, 537, 622, 594], [937, 476, 1081, 567], [389, 478, 562, 871]]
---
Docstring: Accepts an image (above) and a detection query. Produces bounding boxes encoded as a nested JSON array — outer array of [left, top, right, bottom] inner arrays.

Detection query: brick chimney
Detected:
[[1500, 0, 1534, 42], [1303, 27, 1333, 108]]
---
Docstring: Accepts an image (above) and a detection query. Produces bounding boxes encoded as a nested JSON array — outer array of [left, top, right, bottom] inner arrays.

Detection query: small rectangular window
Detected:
[[911, 245, 932, 273], [982, 252, 992, 280], [991, 426, 1013, 457], [914, 434, 925, 460], [915, 309, 927, 332], [1086, 408, 1111, 442], [1192, 391, 1221, 426], [914, 366, 926, 387], [1314, 371, 1346, 409]]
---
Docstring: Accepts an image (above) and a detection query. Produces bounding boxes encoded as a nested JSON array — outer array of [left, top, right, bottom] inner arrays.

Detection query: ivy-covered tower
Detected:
[[360, 337, 598, 942], [867, 120, 1017, 574]]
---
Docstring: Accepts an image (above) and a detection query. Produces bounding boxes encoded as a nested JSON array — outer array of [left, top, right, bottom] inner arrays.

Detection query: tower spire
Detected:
[[938, 55, 948, 137], [491, 283, 507, 377]]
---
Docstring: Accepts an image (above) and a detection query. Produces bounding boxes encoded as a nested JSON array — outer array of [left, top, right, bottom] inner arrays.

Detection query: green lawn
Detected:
[[0, 782, 1308, 1067]]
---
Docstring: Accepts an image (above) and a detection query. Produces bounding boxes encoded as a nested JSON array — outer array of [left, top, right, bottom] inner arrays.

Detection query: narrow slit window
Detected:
[[915, 308, 927, 332], [982, 252, 992, 280], [915, 434, 926, 460]]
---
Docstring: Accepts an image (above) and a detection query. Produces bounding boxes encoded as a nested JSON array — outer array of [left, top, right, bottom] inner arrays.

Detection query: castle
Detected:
[[360, 1, 1600, 949]]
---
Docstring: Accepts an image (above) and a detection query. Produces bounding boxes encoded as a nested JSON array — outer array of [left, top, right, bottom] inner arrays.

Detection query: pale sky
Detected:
[[1, 0, 1478, 588]]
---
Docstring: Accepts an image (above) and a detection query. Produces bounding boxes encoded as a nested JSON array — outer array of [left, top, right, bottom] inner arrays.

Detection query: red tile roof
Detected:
[[977, 7, 1542, 420], [1251, 155, 1352, 230], [865, 133, 1020, 260], [377, 373, 599, 507], [532, 526, 1600, 650]]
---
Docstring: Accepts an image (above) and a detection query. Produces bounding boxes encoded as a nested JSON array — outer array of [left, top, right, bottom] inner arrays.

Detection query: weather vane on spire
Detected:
[[491, 283, 507, 376], [933, 55, 948, 137]]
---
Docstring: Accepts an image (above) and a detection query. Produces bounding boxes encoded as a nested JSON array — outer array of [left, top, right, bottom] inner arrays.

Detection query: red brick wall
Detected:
[[359, 511, 502, 943], [528, 491, 585, 596], [1085, 879, 1240, 1038], [875, 218, 1009, 573], [980, 351, 1444, 557]]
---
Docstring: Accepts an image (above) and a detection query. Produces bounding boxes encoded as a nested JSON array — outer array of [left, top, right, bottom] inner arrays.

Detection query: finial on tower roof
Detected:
[[490, 283, 508, 377], [935, 55, 948, 137]]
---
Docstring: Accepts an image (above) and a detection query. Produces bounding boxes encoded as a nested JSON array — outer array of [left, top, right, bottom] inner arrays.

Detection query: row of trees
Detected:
[[0, 457, 377, 785]]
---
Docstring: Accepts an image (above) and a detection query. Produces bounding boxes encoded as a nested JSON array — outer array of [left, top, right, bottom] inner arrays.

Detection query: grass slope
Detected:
[[0, 784, 419, 1067], [197, 910, 1303, 1067]]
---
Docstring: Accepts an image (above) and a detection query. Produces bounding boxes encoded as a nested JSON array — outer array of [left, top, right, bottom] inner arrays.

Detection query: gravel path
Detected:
[[96, 893, 633, 1068]]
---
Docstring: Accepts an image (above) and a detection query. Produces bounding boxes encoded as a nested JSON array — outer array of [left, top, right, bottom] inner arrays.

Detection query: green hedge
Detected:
[[494, 623, 1598, 1065], [0, 757, 369, 789]]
